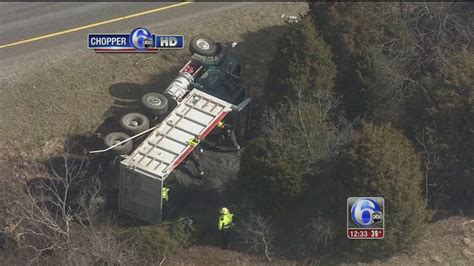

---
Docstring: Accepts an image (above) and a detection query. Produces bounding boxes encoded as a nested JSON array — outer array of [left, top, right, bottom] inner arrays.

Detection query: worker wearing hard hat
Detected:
[[187, 136, 205, 177], [216, 121, 240, 151], [218, 207, 234, 249]]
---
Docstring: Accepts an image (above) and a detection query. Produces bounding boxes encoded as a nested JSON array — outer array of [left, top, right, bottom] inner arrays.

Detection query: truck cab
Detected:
[[188, 37, 250, 141], [165, 36, 250, 141]]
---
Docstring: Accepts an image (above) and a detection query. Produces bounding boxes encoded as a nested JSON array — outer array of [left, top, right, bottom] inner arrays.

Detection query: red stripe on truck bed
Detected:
[[169, 111, 229, 171]]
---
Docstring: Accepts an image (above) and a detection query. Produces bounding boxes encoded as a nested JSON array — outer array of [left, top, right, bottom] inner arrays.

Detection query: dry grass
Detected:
[[0, 2, 309, 151], [171, 245, 297, 266], [168, 216, 474, 265], [364, 216, 474, 265]]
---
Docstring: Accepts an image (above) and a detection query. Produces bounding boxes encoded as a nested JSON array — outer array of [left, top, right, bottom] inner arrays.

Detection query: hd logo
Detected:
[[88, 27, 184, 53]]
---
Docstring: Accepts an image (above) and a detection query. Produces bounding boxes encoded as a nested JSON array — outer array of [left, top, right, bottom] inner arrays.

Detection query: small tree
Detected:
[[238, 137, 306, 215], [237, 212, 274, 262], [265, 18, 336, 106], [301, 214, 337, 256], [305, 123, 430, 258], [407, 49, 474, 207], [354, 49, 408, 123], [239, 98, 338, 216], [340, 123, 429, 255], [2, 153, 135, 264]]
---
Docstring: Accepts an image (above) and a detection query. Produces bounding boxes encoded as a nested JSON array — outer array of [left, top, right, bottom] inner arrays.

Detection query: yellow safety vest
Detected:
[[188, 137, 199, 147], [218, 213, 234, 230], [162, 187, 169, 202]]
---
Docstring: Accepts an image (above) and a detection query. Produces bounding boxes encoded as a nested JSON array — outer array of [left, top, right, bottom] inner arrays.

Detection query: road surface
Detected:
[[0, 2, 247, 63]]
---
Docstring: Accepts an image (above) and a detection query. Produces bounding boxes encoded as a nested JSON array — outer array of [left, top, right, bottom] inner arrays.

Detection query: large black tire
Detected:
[[192, 43, 226, 66], [142, 93, 169, 116], [120, 112, 150, 135], [104, 132, 132, 155], [189, 35, 218, 56]]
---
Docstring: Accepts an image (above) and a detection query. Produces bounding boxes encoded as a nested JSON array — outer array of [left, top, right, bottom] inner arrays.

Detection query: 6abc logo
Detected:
[[347, 197, 384, 239], [130, 28, 154, 50], [351, 198, 383, 227]]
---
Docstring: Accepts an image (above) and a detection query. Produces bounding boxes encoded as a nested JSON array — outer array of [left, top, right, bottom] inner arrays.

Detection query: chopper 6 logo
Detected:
[[88, 27, 183, 53]]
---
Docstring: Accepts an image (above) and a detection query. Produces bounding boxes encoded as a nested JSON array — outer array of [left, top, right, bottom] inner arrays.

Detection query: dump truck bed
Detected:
[[121, 88, 234, 179], [118, 89, 234, 223]]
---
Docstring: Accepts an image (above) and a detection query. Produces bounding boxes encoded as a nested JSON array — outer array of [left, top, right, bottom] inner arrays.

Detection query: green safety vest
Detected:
[[162, 187, 169, 202], [218, 213, 234, 230], [187, 137, 199, 147]]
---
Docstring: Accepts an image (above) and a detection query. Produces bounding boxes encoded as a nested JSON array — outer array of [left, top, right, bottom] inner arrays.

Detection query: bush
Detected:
[[241, 17, 338, 218], [301, 215, 337, 254], [405, 49, 474, 207], [238, 137, 306, 215], [319, 123, 430, 256], [265, 18, 336, 106], [126, 218, 195, 263], [354, 49, 407, 122]]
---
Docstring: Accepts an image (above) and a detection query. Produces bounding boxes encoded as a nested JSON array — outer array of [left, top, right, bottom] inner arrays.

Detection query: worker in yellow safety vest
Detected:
[[187, 136, 200, 147], [186, 136, 205, 177], [162, 187, 169, 202], [162, 187, 170, 220], [217, 207, 234, 249]]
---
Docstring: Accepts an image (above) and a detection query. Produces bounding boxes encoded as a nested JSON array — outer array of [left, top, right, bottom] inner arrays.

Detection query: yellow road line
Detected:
[[0, 1, 192, 49]]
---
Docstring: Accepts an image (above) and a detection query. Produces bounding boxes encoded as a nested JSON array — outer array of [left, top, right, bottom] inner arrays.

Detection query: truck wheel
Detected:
[[104, 132, 132, 155], [142, 93, 168, 116], [120, 112, 150, 135], [190, 36, 218, 56]]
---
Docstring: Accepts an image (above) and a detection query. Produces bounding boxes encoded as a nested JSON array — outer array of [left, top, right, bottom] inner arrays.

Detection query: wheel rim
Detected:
[[196, 38, 211, 50], [124, 115, 141, 128], [112, 137, 125, 146], [147, 96, 162, 106], [127, 119, 139, 127]]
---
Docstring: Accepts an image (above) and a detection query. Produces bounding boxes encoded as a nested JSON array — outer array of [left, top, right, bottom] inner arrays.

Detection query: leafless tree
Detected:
[[374, 2, 472, 76], [416, 130, 432, 204], [1, 153, 134, 265], [237, 212, 274, 262], [267, 81, 340, 159]]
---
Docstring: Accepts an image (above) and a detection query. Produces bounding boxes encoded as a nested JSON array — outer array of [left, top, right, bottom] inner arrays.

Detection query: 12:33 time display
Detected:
[[347, 229, 384, 239]]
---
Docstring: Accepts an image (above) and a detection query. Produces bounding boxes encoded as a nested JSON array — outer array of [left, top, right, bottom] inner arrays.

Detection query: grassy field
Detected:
[[0, 2, 309, 152]]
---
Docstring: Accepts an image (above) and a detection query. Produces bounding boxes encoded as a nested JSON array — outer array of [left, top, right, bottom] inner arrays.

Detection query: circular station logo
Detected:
[[130, 28, 153, 50], [350, 198, 383, 227]]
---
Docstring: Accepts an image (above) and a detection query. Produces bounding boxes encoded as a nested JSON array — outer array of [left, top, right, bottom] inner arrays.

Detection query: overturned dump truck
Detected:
[[91, 36, 251, 223]]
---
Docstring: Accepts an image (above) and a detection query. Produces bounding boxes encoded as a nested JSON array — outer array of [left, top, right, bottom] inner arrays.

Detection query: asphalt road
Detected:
[[0, 2, 245, 61]]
